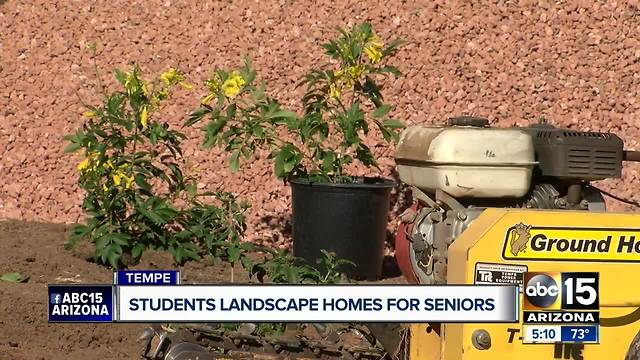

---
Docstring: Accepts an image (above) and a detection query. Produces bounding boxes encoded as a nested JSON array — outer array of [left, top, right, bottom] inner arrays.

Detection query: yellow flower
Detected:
[[368, 34, 384, 48], [230, 71, 246, 87], [108, 163, 135, 189], [222, 71, 246, 98], [344, 78, 353, 88], [112, 172, 122, 187], [111, 168, 134, 189], [160, 68, 191, 90], [77, 158, 91, 172], [347, 65, 365, 79], [152, 89, 169, 107], [124, 72, 137, 95], [160, 68, 180, 85], [332, 65, 364, 91], [122, 173, 135, 189], [201, 93, 216, 105], [78, 152, 100, 173], [364, 34, 384, 64], [329, 83, 341, 99], [222, 75, 242, 98], [103, 184, 109, 192], [140, 106, 149, 128], [141, 81, 150, 97], [179, 81, 193, 90], [206, 75, 222, 93], [364, 46, 382, 64], [83, 110, 98, 118], [222, 81, 241, 98]]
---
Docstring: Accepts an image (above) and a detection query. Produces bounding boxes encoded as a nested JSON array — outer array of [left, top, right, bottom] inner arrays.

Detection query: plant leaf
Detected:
[[227, 245, 241, 263], [265, 109, 297, 122], [229, 151, 240, 173], [373, 104, 392, 119], [131, 243, 145, 260], [64, 142, 82, 153], [185, 106, 212, 126], [1, 272, 29, 283], [383, 119, 405, 129], [376, 65, 401, 76]]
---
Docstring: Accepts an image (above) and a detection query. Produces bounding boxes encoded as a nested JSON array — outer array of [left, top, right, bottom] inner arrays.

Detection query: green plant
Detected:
[[0, 272, 29, 283], [185, 59, 298, 175], [314, 249, 356, 284], [64, 60, 249, 269], [187, 23, 404, 183], [251, 248, 354, 284], [223, 249, 355, 336]]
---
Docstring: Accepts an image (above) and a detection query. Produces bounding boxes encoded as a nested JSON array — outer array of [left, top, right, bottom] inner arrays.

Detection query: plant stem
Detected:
[[90, 50, 108, 101]]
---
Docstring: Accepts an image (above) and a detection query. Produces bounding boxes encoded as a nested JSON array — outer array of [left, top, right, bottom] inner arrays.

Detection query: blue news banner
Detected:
[[49, 269, 518, 323], [48, 270, 179, 323], [562, 326, 598, 342], [114, 270, 180, 285]]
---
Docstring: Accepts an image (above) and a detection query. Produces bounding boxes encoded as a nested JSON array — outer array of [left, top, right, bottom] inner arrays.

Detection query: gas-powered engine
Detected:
[[394, 116, 636, 284]]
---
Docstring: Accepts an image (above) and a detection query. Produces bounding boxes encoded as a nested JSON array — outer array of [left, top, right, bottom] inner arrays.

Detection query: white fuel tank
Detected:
[[394, 125, 536, 198]]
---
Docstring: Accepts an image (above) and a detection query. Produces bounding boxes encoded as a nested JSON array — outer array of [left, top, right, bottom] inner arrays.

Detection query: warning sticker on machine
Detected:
[[474, 263, 528, 292]]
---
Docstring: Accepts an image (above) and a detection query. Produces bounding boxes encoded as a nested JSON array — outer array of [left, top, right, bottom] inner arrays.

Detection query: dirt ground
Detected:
[[0, 220, 405, 360], [0, 221, 138, 360]]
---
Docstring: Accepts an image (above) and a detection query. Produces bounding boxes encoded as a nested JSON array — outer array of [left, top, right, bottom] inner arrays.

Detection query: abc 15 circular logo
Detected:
[[523, 272, 599, 310]]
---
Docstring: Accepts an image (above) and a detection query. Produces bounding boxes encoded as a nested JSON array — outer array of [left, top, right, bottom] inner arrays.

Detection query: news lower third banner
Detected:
[[48, 270, 518, 323], [115, 285, 518, 323]]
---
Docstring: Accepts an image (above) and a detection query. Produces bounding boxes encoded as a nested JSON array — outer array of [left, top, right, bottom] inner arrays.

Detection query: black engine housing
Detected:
[[525, 123, 624, 181]]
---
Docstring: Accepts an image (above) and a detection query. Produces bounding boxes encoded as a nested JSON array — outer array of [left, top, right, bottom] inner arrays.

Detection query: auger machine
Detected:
[[140, 116, 640, 360]]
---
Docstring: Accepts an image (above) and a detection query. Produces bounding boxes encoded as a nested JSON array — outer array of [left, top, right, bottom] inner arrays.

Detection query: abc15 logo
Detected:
[[523, 272, 599, 310]]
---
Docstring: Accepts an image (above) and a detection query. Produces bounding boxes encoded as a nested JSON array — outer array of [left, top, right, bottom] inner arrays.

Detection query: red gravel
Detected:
[[1, 0, 639, 246]]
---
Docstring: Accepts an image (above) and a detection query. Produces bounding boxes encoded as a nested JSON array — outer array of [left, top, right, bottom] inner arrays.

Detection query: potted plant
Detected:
[[187, 23, 404, 279]]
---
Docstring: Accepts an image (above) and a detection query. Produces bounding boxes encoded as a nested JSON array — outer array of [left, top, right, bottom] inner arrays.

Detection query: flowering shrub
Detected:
[[64, 65, 248, 269], [187, 23, 404, 182], [64, 56, 355, 280], [64, 34, 368, 290], [185, 60, 298, 173]]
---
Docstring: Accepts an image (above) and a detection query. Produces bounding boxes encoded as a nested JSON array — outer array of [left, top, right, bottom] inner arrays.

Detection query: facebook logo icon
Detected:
[[50, 293, 62, 304]]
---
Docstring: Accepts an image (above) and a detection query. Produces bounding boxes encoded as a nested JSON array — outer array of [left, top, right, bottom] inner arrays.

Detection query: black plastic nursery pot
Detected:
[[289, 176, 395, 281]]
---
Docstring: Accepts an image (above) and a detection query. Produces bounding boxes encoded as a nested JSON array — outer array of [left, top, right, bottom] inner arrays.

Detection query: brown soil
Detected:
[[0, 220, 246, 360], [0, 220, 405, 360]]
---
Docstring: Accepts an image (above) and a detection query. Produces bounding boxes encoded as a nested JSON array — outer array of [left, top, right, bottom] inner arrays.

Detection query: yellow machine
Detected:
[[393, 117, 640, 359], [408, 208, 640, 360], [141, 117, 640, 359]]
